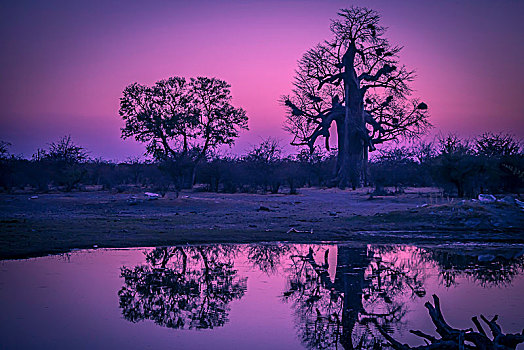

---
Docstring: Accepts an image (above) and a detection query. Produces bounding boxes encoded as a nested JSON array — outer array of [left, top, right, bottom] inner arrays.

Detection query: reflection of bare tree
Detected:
[[377, 294, 524, 349], [282, 245, 427, 349], [118, 245, 247, 329]]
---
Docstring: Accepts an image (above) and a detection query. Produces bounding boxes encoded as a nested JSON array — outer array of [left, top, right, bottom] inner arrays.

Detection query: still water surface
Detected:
[[1, 243, 523, 349]]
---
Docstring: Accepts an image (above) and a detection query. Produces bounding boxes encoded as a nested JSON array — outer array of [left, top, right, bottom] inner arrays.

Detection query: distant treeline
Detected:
[[0, 133, 522, 197]]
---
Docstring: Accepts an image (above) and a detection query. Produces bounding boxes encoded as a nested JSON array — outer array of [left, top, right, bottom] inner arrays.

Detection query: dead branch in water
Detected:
[[375, 294, 524, 349]]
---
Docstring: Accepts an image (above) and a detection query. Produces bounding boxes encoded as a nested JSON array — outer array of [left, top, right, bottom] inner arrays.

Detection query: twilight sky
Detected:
[[1, 0, 523, 160]]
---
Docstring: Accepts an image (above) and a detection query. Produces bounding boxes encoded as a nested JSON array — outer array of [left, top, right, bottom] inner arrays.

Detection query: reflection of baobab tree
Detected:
[[421, 247, 524, 287], [118, 245, 247, 329], [363, 246, 427, 321], [282, 245, 427, 349], [283, 246, 344, 349]]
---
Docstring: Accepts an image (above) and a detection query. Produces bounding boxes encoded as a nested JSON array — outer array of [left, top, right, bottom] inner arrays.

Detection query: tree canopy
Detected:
[[119, 76, 248, 162]]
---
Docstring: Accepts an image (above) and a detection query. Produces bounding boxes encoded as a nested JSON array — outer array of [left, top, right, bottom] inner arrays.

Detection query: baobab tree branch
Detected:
[[358, 63, 396, 82], [356, 48, 367, 65], [305, 108, 344, 151], [364, 111, 384, 133], [284, 95, 346, 152], [283, 99, 326, 122], [318, 73, 344, 90]]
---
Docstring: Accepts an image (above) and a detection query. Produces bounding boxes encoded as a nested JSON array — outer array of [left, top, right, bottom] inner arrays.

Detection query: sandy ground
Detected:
[[1, 187, 523, 259]]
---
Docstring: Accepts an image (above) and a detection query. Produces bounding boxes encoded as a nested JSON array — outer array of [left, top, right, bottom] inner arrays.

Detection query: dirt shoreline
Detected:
[[1, 187, 523, 260]]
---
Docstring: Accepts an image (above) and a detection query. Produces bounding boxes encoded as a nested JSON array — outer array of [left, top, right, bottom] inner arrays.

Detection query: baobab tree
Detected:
[[283, 7, 431, 188]]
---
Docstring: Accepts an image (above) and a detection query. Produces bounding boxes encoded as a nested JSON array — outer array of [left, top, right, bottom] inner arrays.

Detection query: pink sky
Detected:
[[1, 0, 523, 160]]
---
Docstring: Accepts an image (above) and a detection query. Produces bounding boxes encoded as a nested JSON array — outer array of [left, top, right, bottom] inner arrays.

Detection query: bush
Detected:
[[1, 133, 521, 196]]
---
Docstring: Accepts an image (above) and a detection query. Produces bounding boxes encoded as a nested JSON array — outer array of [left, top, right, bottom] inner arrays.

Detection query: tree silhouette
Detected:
[[433, 134, 480, 197], [243, 138, 284, 193], [29, 135, 89, 191], [119, 76, 248, 188], [283, 7, 430, 188], [474, 133, 521, 157], [43, 135, 88, 164], [0, 141, 10, 160], [118, 246, 247, 329]]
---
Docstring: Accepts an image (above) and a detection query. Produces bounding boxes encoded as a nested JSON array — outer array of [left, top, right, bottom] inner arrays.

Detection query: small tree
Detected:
[[0, 141, 13, 191], [0, 141, 11, 160], [244, 138, 283, 193], [432, 134, 523, 196], [119, 76, 248, 188], [33, 136, 89, 191], [45, 135, 89, 163], [283, 7, 430, 189], [474, 132, 521, 157], [432, 135, 480, 197], [474, 133, 523, 193]]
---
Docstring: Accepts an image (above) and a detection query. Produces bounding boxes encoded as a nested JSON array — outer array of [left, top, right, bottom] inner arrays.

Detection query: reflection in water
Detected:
[[282, 246, 428, 349], [118, 246, 247, 329], [117, 243, 524, 349], [422, 247, 524, 287], [281, 245, 524, 349], [247, 243, 292, 274]]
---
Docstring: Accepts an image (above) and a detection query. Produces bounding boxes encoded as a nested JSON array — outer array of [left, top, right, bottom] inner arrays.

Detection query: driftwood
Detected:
[[286, 227, 314, 234], [375, 294, 524, 349]]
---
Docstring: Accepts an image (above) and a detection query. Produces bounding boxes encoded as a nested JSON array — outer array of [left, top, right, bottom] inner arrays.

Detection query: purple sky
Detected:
[[1, 0, 523, 160]]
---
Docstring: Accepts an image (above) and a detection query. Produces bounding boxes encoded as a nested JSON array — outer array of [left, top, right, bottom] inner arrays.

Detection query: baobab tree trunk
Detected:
[[335, 118, 345, 177], [363, 148, 369, 185], [336, 42, 366, 189], [346, 100, 365, 190]]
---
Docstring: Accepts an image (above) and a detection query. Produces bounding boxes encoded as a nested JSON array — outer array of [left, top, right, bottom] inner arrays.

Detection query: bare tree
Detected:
[[28, 136, 89, 191], [243, 138, 283, 193], [283, 7, 430, 188]]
